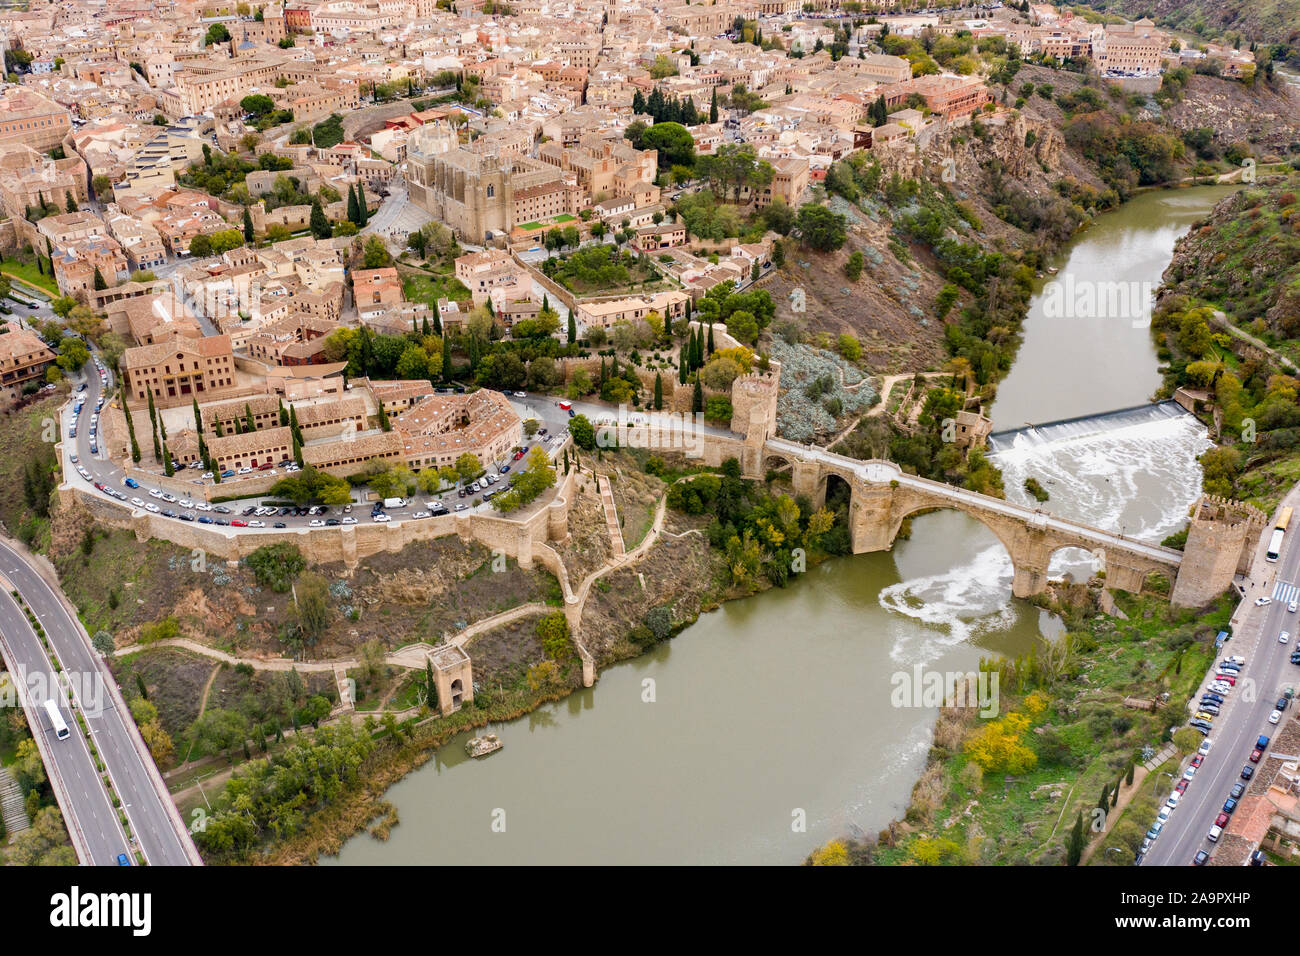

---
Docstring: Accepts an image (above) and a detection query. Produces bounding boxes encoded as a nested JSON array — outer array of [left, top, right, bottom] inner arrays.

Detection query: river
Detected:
[[327, 184, 1235, 866]]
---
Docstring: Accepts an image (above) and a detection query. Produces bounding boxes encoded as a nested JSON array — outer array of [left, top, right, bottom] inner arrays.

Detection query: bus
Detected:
[[43, 699, 69, 741], [1268, 507, 1294, 562]]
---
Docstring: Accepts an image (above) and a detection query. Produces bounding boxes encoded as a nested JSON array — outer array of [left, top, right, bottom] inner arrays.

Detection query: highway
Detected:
[[1142, 487, 1300, 866], [0, 585, 129, 864], [0, 535, 200, 865]]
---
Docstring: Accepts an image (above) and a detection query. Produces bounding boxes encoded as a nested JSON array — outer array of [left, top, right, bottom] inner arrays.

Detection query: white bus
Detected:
[[1268, 529, 1285, 563], [43, 699, 70, 741]]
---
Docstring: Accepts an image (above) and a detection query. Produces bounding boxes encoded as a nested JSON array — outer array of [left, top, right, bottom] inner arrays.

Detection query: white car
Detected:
[[514, 391, 526, 397], [309, 519, 325, 528], [1198, 739, 1213, 756], [161, 493, 177, 503], [1183, 767, 1196, 781], [1269, 710, 1282, 725], [1157, 806, 1173, 823], [130, 497, 145, 508], [372, 513, 390, 522], [1164, 793, 1180, 810], [1227, 656, 1246, 665], [412, 510, 430, 519], [179, 499, 194, 508], [247, 520, 265, 528], [145, 503, 160, 513], [237, 466, 253, 474], [1281, 632, 1291, 645], [1256, 596, 1272, 607], [341, 516, 358, 524], [1291, 601, 1298, 613], [149, 489, 164, 499]]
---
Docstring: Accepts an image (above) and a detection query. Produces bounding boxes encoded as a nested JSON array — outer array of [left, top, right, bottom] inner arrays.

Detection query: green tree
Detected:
[[309, 198, 331, 240], [243, 206, 255, 242]]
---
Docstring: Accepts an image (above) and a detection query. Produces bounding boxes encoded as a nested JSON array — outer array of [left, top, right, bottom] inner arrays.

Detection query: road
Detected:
[[0, 585, 129, 864], [65, 365, 572, 532], [1142, 485, 1300, 866], [0, 536, 199, 865]]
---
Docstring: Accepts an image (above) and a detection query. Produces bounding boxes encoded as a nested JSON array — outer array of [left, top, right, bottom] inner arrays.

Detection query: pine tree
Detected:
[[653, 372, 663, 410], [243, 205, 255, 242]]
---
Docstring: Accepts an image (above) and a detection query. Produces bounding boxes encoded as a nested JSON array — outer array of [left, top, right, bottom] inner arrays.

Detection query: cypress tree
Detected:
[[347, 183, 359, 225], [356, 186, 368, 226], [1097, 783, 1109, 814], [243, 205, 254, 242], [92, 266, 107, 291], [162, 441, 174, 477], [691, 375, 703, 413], [1066, 812, 1084, 867], [377, 400, 391, 431], [244, 402, 255, 433], [146, 390, 161, 461], [678, 347, 687, 384], [309, 198, 330, 239], [279, 400, 288, 427], [124, 401, 141, 463], [567, 311, 576, 345], [1125, 762, 1135, 787], [422, 316, 431, 337], [653, 372, 663, 410], [709, 86, 718, 123], [706, 323, 715, 355], [441, 336, 452, 381]]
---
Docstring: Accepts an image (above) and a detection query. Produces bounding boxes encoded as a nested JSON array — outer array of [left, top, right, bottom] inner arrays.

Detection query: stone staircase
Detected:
[[0, 765, 29, 836]]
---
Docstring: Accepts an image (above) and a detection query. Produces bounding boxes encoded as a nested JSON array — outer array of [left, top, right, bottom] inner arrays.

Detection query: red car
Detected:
[[1175, 779, 1190, 794], [1215, 812, 1230, 828], [231, 519, 248, 527], [1250, 748, 1263, 763], [1191, 755, 1204, 768], [512, 450, 525, 460]]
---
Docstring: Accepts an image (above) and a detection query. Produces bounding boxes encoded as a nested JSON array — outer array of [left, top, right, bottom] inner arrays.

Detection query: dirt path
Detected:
[[194, 663, 222, 722]]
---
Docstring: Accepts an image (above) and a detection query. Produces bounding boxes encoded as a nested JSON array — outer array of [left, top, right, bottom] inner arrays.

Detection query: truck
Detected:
[[558, 401, 572, 411], [382, 497, 405, 509]]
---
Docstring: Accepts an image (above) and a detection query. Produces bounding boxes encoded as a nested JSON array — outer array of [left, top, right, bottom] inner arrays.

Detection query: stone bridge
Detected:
[[760, 439, 1183, 598]]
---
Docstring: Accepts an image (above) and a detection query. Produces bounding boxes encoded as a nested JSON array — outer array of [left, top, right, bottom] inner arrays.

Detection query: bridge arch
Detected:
[[885, 501, 1024, 584]]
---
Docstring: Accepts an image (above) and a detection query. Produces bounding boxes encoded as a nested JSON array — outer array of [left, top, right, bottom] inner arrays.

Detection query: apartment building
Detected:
[[0, 88, 71, 152], [0, 326, 57, 401]]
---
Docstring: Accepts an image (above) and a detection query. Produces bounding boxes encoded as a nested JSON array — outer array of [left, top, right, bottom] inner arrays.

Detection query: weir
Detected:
[[986, 401, 1192, 454]]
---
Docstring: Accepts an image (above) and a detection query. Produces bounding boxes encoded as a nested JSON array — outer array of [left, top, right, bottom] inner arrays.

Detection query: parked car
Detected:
[[1242, 764, 1255, 780], [1193, 850, 1209, 865], [1250, 748, 1263, 763], [1256, 596, 1272, 606], [1175, 778, 1190, 794], [1231, 782, 1246, 799], [1282, 632, 1292, 645], [1223, 797, 1238, 814]]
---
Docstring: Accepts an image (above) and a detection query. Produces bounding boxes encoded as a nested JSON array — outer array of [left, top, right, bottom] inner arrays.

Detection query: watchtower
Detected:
[[1170, 496, 1268, 608]]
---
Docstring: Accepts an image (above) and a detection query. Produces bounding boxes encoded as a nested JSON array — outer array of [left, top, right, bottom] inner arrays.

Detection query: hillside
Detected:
[[1161, 170, 1300, 337], [1082, 0, 1300, 54]]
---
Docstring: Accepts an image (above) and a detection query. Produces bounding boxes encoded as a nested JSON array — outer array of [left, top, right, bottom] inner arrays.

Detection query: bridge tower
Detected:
[[730, 371, 778, 478], [1170, 496, 1267, 608]]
